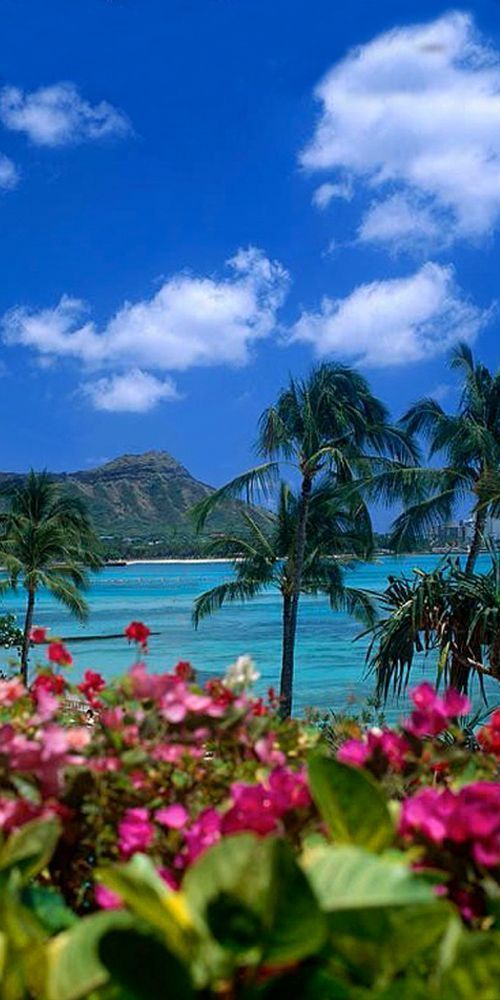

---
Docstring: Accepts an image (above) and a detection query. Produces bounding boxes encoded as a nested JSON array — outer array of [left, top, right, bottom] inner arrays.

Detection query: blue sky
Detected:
[[0, 0, 499, 517]]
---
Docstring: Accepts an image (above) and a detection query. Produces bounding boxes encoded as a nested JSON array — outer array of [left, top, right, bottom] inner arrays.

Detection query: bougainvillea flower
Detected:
[[0, 678, 26, 705], [406, 682, 471, 737], [155, 804, 189, 829], [477, 709, 500, 758], [77, 670, 106, 708], [118, 807, 154, 859], [400, 782, 500, 870], [125, 621, 151, 647], [30, 626, 48, 644], [47, 642, 73, 667], [95, 884, 122, 910]]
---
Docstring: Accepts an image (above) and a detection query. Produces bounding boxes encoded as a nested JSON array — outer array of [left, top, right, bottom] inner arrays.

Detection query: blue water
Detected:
[[0, 555, 490, 715]]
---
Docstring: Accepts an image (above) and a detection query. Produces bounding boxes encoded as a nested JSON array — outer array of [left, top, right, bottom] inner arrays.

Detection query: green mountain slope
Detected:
[[0, 451, 265, 557]]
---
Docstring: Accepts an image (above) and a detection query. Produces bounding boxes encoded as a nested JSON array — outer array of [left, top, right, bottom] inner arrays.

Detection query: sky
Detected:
[[0, 0, 499, 519]]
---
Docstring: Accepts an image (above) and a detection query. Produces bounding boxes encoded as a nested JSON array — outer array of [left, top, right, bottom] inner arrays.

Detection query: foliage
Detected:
[[193, 481, 376, 674], [364, 551, 500, 698], [192, 362, 417, 716], [363, 344, 500, 568], [0, 614, 24, 654], [0, 624, 498, 997], [0, 471, 103, 681]]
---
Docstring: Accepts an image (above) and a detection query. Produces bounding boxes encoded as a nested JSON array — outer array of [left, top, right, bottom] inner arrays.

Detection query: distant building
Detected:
[[432, 516, 499, 549]]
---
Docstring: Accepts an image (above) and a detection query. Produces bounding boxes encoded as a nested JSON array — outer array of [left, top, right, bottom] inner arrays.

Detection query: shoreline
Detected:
[[111, 550, 472, 567]]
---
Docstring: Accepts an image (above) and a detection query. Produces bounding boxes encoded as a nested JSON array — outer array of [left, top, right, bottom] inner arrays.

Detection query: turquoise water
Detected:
[[0, 555, 490, 715]]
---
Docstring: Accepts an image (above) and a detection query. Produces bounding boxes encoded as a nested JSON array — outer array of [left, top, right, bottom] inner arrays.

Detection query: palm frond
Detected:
[[190, 463, 279, 532]]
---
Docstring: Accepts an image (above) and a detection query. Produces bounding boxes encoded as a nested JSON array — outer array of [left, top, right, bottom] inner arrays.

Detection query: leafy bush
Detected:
[[0, 623, 498, 998]]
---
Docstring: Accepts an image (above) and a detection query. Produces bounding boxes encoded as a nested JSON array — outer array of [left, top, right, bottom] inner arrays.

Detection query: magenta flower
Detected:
[[337, 728, 409, 772], [400, 782, 500, 870], [155, 804, 189, 830], [118, 807, 154, 859], [406, 683, 471, 738], [184, 808, 222, 864], [95, 884, 122, 910]]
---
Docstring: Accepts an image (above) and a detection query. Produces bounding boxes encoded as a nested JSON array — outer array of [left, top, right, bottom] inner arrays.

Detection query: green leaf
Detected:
[[439, 931, 500, 999], [21, 886, 76, 933], [306, 845, 435, 911], [308, 756, 393, 851], [0, 818, 60, 884], [98, 854, 194, 960], [99, 928, 194, 1000], [184, 834, 326, 965], [259, 964, 351, 999], [43, 911, 136, 1000]]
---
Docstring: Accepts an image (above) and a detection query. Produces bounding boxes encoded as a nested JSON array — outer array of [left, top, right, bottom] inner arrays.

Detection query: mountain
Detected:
[[0, 451, 263, 556]]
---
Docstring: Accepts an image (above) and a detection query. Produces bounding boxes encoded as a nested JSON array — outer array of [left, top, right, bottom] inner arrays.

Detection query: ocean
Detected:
[[0, 554, 491, 716]]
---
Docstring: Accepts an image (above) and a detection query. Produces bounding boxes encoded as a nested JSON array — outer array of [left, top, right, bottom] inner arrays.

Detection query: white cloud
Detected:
[[0, 154, 18, 189], [82, 369, 179, 413], [0, 82, 130, 146], [290, 263, 490, 367], [3, 247, 289, 410], [312, 180, 352, 209], [357, 194, 445, 252], [302, 12, 500, 249]]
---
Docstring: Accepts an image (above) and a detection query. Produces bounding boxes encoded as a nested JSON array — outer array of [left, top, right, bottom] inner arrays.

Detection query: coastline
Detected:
[[110, 549, 473, 567]]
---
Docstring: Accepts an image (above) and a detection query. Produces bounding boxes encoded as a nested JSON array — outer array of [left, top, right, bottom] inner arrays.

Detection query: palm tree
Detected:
[[0, 472, 103, 682], [365, 549, 500, 698], [194, 482, 376, 709], [390, 344, 499, 572], [193, 363, 416, 716]]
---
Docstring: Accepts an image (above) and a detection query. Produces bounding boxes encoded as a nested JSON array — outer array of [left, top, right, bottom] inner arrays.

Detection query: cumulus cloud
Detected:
[[3, 247, 289, 410], [357, 194, 445, 252], [0, 154, 18, 189], [82, 369, 179, 413], [301, 12, 500, 250], [312, 180, 352, 209], [0, 82, 130, 146], [290, 263, 490, 367]]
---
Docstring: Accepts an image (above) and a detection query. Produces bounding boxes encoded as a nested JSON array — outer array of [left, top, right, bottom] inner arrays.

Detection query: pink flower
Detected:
[[155, 804, 189, 829], [0, 678, 26, 705], [400, 782, 500, 871], [118, 807, 154, 859], [31, 672, 65, 696], [30, 627, 48, 644], [255, 735, 286, 767], [125, 621, 151, 648], [33, 686, 59, 721], [406, 683, 471, 738], [65, 727, 91, 751], [101, 707, 125, 730], [337, 729, 410, 773], [47, 642, 73, 667], [337, 738, 371, 768], [77, 670, 106, 708], [129, 663, 169, 701], [95, 884, 122, 910], [184, 808, 222, 864], [478, 709, 500, 758]]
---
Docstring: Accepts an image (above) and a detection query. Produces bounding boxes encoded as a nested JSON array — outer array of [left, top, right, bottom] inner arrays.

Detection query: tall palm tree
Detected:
[[390, 344, 500, 572], [193, 363, 416, 715], [0, 472, 103, 682], [194, 482, 376, 711]]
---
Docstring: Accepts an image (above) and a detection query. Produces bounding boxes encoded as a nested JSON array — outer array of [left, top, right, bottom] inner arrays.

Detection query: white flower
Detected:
[[224, 655, 260, 691]]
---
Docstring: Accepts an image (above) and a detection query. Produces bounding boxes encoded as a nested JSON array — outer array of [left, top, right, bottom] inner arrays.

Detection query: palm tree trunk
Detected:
[[280, 592, 294, 717], [279, 473, 312, 718], [20, 587, 36, 685], [465, 506, 487, 575]]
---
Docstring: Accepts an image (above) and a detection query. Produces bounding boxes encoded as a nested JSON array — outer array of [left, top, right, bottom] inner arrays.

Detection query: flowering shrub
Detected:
[[0, 623, 499, 998]]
